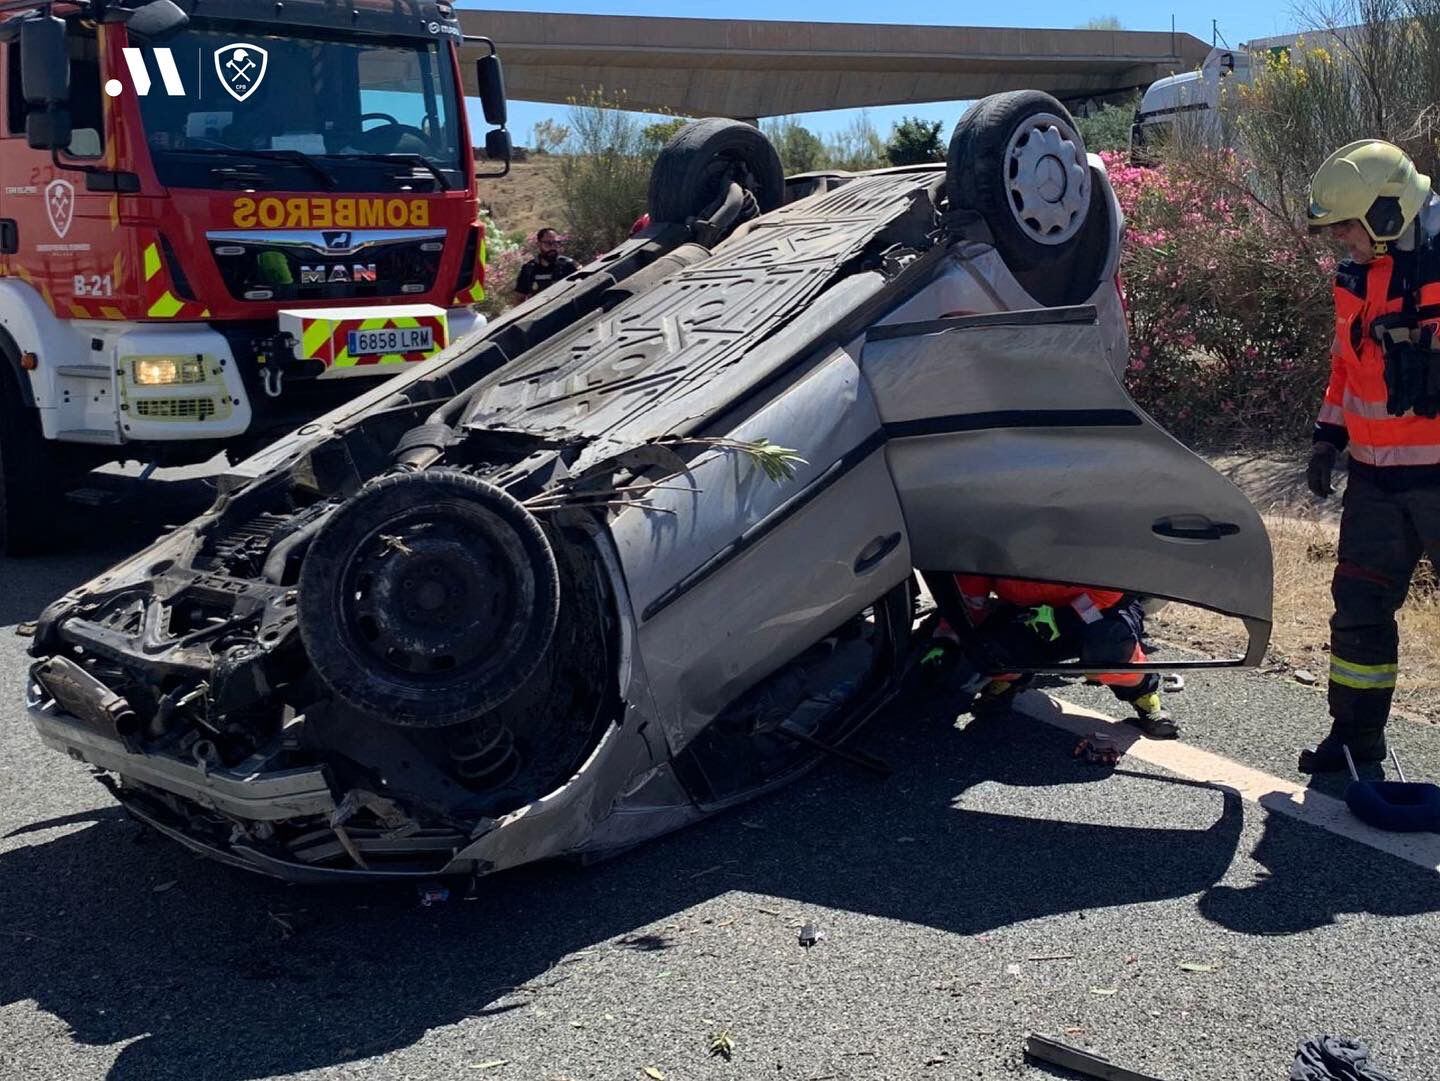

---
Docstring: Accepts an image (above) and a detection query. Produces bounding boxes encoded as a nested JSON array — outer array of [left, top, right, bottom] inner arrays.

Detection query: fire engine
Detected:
[[0, 0, 512, 552]]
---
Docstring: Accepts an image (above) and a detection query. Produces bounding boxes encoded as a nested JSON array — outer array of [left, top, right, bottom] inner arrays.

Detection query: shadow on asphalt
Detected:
[[1198, 804, 1440, 934], [0, 684, 1255, 1081], [3, 672, 1436, 1078], [0, 476, 214, 627]]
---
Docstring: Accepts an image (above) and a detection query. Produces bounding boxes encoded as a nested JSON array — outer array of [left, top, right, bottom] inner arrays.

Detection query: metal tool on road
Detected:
[[1342, 744, 1440, 833], [1024, 1034, 1170, 1081]]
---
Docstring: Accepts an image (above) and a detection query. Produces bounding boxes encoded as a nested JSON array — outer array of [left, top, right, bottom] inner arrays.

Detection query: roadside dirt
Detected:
[[476, 156, 564, 241]]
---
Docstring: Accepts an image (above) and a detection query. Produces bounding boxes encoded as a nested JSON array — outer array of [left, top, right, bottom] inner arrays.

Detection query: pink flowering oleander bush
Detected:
[[1103, 150, 1335, 449]]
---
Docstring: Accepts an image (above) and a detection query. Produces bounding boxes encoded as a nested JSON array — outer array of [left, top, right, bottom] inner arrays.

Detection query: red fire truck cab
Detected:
[[0, 0, 511, 552]]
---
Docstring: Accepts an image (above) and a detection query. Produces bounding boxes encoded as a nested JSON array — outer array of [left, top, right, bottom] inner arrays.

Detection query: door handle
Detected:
[[854, 532, 903, 573], [1152, 515, 1240, 543]]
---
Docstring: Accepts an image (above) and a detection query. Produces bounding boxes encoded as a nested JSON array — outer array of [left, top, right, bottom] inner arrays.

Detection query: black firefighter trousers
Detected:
[[1329, 465, 1440, 733]]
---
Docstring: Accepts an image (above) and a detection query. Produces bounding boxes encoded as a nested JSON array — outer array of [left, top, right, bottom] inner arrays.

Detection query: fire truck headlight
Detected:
[[130, 356, 206, 386]]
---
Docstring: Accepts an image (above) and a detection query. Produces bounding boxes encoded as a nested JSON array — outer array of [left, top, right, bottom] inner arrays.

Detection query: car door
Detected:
[[861, 305, 1273, 665]]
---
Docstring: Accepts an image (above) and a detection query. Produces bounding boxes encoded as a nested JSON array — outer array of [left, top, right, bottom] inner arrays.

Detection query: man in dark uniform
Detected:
[[514, 227, 578, 303]]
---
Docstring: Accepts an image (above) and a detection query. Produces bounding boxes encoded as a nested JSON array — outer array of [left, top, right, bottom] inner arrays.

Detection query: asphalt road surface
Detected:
[[2, 478, 1438, 1081]]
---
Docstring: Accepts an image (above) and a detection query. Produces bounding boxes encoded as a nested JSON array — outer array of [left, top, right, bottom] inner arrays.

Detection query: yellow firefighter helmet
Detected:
[[1307, 139, 1432, 244]]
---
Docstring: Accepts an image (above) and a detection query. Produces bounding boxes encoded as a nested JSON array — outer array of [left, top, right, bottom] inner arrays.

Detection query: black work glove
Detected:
[[1307, 442, 1338, 498]]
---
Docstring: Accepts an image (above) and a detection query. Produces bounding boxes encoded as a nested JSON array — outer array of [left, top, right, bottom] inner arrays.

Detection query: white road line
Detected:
[[1014, 692, 1440, 874]]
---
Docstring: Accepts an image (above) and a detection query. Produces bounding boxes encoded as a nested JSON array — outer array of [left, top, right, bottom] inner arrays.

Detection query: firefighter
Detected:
[[922, 575, 1177, 738], [1301, 139, 1440, 773]]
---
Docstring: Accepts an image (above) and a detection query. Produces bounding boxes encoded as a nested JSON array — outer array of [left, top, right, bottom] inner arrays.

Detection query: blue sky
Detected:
[[459, 0, 1304, 141]]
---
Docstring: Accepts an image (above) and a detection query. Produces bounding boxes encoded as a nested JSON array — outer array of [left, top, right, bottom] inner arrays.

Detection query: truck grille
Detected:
[[206, 229, 445, 303], [136, 398, 217, 420]]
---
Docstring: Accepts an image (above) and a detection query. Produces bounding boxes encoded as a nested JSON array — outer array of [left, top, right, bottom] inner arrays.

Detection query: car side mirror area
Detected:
[[476, 54, 507, 127], [27, 108, 73, 152], [123, 0, 190, 41], [477, 126, 512, 179], [21, 15, 73, 152], [21, 16, 70, 109], [485, 128, 511, 163]]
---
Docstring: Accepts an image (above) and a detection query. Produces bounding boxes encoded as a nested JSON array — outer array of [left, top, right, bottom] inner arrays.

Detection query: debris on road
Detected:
[[1089, 987, 1118, 996], [1291, 1035, 1399, 1081], [1177, 961, 1217, 973], [1073, 736, 1123, 766], [1295, 669, 1320, 686], [1027, 953, 1076, 962], [152, 880, 176, 893], [1024, 1034, 1169, 1081], [641, 1067, 666, 1080], [420, 885, 451, 907], [709, 1029, 736, 1061], [798, 922, 824, 948], [469, 1061, 509, 1071]]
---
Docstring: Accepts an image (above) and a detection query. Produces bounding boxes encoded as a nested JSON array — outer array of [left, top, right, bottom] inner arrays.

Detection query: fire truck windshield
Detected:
[[135, 26, 464, 192]]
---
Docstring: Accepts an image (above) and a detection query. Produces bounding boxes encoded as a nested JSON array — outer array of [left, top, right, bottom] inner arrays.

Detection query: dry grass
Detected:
[[475, 156, 565, 241], [1152, 513, 1440, 720]]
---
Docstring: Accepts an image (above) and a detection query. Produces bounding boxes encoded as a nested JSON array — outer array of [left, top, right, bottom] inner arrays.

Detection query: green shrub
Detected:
[[1104, 151, 1334, 449], [885, 116, 944, 165], [1076, 98, 1137, 154], [553, 90, 664, 259], [762, 116, 827, 174]]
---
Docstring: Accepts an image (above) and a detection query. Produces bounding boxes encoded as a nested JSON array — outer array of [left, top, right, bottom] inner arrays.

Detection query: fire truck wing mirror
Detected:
[[484, 127, 512, 163], [27, 108, 73, 152], [21, 16, 69, 107], [476, 55, 507, 127], [124, 0, 189, 40]]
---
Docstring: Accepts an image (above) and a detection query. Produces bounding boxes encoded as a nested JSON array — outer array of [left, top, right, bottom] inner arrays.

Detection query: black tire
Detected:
[[0, 366, 53, 557], [297, 469, 560, 727], [947, 90, 1111, 307], [648, 117, 784, 224]]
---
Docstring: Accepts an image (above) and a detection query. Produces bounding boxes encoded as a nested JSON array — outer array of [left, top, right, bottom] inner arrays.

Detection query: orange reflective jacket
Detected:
[[954, 574, 1126, 624], [1317, 239, 1440, 467]]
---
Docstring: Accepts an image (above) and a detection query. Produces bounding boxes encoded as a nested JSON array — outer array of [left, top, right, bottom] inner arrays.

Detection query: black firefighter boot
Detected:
[[1298, 724, 1388, 774]]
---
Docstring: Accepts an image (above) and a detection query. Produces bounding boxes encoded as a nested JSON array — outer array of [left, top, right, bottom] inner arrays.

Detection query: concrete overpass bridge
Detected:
[[457, 10, 1211, 119]]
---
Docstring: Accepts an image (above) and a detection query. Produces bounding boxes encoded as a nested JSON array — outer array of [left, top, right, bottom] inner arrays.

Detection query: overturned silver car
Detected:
[[25, 93, 1273, 882]]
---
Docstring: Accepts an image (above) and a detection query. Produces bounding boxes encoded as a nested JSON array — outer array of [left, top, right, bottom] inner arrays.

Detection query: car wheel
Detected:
[[0, 365, 54, 557], [648, 117, 784, 224], [298, 469, 561, 728], [947, 90, 1111, 307]]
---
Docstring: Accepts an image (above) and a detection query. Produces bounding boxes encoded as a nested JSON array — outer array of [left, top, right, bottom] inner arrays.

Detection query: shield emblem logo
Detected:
[[45, 179, 74, 239], [214, 43, 268, 103]]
